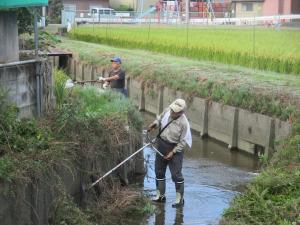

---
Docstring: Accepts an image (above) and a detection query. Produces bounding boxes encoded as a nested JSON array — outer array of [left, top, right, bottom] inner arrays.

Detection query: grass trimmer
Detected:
[[80, 133, 163, 194]]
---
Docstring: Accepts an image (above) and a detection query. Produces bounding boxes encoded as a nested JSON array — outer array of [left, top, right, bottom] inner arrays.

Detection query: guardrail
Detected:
[[62, 9, 300, 26]]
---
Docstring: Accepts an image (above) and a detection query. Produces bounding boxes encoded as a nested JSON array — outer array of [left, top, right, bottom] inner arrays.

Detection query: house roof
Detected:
[[0, 0, 48, 9]]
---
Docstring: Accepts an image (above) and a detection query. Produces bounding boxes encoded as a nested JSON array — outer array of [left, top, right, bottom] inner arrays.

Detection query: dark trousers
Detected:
[[112, 88, 128, 97], [155, 138, 184, 183]]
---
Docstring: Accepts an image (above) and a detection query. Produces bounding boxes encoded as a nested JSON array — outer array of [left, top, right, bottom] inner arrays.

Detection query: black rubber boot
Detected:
[[172, 182, 184, 208], [152, 178, 166, 203]]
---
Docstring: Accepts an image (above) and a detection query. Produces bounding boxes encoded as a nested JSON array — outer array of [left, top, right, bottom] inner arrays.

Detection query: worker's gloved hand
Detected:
[[147, 123, 157, 132], [103, 82, 109, 89], [98, 76, 105, 82], [164, 151, 174, 160], [65, 79, 74, 89]]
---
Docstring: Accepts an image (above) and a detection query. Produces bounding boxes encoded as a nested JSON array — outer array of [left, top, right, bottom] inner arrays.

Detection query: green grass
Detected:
[[57, 38, 300, 121], [0, 71, 146, 224], [222, 123, 300, 225], [53, 68, 69, 107], [0, 70, 142, 183], [69, 25, 300, 75]]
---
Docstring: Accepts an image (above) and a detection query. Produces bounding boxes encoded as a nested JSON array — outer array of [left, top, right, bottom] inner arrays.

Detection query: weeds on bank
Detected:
[[53, 68, 69, 107], [0, 69, 150, 224], [222, 122, 300, 225], [57, 39, 300, 121], [0, 89, 54, 183], [20, 30, 61, 51]]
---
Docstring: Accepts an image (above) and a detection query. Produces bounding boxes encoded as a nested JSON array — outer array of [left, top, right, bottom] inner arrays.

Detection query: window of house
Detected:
[[64, 4, 76, 11], [242, 3, 253, 11]]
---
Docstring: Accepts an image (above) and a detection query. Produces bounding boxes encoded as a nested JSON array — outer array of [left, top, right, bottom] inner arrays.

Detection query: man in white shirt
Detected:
[[148, 99, 192, 208]]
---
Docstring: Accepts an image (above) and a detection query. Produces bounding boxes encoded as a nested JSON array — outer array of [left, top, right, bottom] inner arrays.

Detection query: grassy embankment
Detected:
[[0, 69, 154, 225], [69, 25, 300, 75], [57, 38, 300, 121], [57, 38, 300, 224]]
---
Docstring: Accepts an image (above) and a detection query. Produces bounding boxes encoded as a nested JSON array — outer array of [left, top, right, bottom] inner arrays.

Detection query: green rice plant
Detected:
[[53, 69, 70, 107], [69, 26, 300, 75]]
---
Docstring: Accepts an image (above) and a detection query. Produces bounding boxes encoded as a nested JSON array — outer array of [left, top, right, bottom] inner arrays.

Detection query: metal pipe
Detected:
[[150, 141, 164, 157], [0, 59, 38, 68], [36, 63, 41, 117], [34, 9, 39, 57], [87, 142, 152, 190], [40, 64, 43, 116], [34, 8, 41, 116], [186, 0, 190, 24], [145, 131, 164, 157]]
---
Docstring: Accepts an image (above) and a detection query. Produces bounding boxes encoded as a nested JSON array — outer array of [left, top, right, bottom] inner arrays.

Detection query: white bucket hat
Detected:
[[170, 99, 186, 113]]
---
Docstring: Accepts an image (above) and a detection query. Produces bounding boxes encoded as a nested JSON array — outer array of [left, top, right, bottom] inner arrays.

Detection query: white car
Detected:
[[75, 7, 117, 24]]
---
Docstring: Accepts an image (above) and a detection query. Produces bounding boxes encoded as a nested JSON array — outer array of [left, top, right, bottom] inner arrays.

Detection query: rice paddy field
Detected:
[[69, 25, 300, 75]]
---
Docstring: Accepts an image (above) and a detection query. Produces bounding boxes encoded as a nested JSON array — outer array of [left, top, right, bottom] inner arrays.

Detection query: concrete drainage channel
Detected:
[[141, 112, 259, 225], [60, 55, 292, 157]]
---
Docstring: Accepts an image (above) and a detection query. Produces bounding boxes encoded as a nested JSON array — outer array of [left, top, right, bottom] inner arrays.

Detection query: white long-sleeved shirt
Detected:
[[153, 108, 192, 153]]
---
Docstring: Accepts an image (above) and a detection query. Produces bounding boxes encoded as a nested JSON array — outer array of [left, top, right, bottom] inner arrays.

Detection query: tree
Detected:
[[16, 8, 34, 35], [48, 0, 63, 24], [115, 4, 134, 11]]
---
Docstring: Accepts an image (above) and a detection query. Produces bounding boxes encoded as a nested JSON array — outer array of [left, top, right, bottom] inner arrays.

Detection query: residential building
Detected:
[[62, 0, 109, 11], [232, 0, 300, 18]]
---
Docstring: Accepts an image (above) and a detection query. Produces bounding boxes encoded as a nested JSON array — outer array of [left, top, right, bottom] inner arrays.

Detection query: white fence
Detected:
[[62, 9, 300, 27]]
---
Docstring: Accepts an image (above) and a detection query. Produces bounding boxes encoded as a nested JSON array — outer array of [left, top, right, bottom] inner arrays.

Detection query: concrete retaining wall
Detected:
[[0, 12, 19, 63], [0, 56, 145, 225], [0, 59, 53, 118], [0, 127, 144, 225], [66, 56, 292, 156]]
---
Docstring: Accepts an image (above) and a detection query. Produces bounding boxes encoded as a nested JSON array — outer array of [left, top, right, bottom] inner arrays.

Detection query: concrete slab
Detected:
[[0, 12, 19, 63], [238, 109, 270, 147], [274, 119, 292, 150], [144, 83, 160, 115], [186, 97, 207, 133], [84, 64, 92, 81], [208, 102, 235, 145], [130, 79, 144, 109], [69, 57, 75, 79], [76, 63, 83, 81]]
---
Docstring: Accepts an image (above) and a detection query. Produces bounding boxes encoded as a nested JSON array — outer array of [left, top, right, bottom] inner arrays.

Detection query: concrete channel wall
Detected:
[[0, 59, 53, 118], [65, 56, 292, 156], [0, 137, 144, 225], [0, 57, 144, 225]]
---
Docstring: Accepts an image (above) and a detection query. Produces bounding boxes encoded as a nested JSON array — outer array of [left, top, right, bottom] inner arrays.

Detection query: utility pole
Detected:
[[41, 6, 46, 28], [185, 0, 190, 24]]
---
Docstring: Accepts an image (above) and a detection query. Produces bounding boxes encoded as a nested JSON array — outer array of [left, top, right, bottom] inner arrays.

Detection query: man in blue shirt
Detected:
[[100, 57, 127, 96]]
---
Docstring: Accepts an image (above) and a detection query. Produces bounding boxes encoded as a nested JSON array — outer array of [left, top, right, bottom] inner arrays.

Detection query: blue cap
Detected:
[[111, 57, 122, 64]]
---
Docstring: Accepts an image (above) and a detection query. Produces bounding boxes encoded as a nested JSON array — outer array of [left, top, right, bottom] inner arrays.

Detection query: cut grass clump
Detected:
[[82, 186, 156, 225]]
